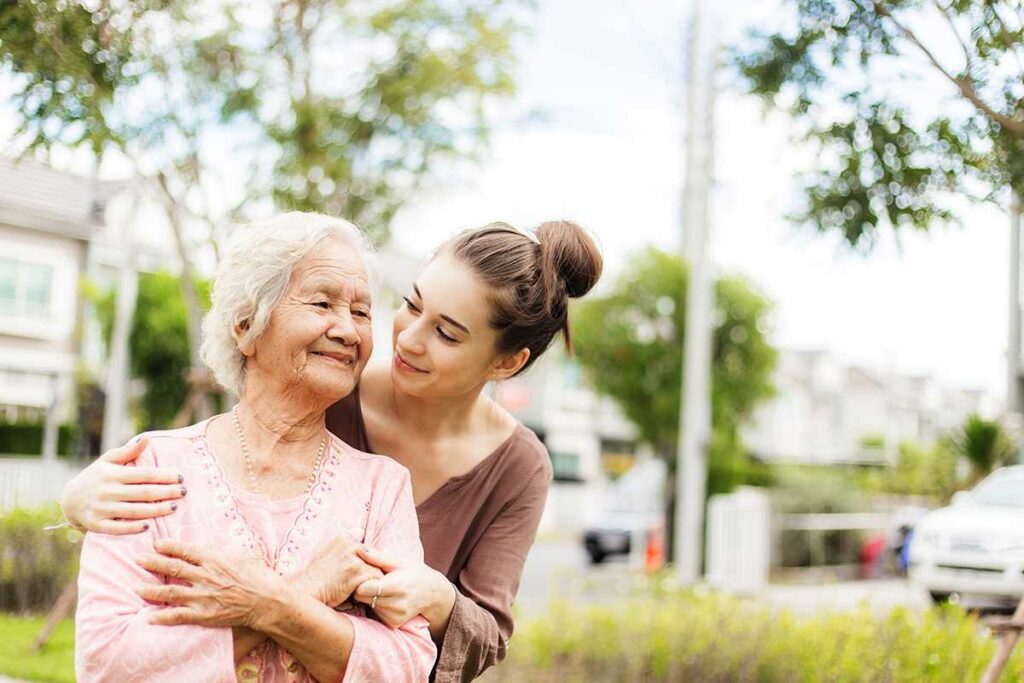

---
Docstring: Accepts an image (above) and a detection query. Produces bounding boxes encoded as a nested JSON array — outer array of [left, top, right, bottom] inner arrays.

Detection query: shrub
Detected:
[[0, 423, 79, 457], [0, 507, 81, 613], [488, 586, 1023, 682]]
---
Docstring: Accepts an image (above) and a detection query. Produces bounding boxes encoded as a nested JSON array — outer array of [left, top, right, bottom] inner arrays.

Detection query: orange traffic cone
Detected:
[[645, 521, 666, 572]]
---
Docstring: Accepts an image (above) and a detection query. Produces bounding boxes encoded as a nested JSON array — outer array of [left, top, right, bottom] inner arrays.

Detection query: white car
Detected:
[[582, 459, 666, 564], [910, 465, 1024, 605]]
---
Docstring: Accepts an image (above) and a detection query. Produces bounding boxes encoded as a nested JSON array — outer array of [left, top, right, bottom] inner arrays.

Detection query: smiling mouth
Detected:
[[394, 351, 427, 373], [312, 351, 356, 366]]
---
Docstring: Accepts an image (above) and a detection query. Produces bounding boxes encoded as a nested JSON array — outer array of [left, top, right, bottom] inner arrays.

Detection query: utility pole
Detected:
[[1009, 191, 1022, 416], [675, 0, 719, 585]]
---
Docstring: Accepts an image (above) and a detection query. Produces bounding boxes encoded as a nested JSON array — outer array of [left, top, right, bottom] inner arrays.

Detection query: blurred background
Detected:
[[2, 0, 1024, 680]]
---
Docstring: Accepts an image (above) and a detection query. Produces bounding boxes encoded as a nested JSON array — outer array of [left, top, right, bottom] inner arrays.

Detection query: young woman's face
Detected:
[[391, 252, 513, 398]]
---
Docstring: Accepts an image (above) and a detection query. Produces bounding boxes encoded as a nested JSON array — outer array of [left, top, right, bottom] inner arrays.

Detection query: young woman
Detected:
[[63, 219, 602, 682]]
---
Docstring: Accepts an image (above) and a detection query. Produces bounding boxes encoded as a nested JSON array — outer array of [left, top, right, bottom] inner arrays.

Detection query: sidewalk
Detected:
[[755, 578, 931, 616]]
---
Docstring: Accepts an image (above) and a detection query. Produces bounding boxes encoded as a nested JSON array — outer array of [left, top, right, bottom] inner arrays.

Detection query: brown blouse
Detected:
[[326, 389, 552, 682]]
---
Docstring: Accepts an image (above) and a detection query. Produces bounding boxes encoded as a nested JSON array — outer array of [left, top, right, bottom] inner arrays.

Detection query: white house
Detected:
[[743, 348, 998, 465], [0, 158, 127, 444]]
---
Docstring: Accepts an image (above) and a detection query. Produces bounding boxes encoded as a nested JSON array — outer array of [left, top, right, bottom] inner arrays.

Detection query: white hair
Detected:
[[200, 212, 372, 397]]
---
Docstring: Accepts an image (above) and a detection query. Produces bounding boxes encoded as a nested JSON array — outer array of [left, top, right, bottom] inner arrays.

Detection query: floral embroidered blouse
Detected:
[[75, 419, 436, 682]]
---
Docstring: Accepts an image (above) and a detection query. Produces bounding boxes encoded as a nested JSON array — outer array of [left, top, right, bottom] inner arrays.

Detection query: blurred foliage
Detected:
[[0, 507, 81, 614], [0, 615, 74, 683], [855, 440, 960, 502], [572, 248, 777, 494], [0, 0, 528, 242], [95, 271, 210, 430], [491, 587, 1022, 682], [949, 413, 1018, 480], [0, 423, 79, 457], [732, 0, 1024, 249], [858, 434, 885, 451], [770, 465, 873, 514]]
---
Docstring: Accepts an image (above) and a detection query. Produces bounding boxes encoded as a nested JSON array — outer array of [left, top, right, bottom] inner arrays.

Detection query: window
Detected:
[[549, 451, 582, 482], [0, 258, 53, 319]]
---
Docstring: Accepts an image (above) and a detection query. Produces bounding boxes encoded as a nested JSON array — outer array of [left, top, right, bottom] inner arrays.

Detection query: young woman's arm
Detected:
[[61, 439, 185, 534], [352, 458, 552, 683], [430, 463, 550, 682]]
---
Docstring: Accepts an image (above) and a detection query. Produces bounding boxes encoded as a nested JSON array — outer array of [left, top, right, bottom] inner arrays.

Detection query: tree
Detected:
[[732, 1, 1024, 249], [0, 0, 524, 242], [0, 0, 527, 391], [572, 248, 778, 495], [96, 272, 211, 430], [950, 413, 1018, 480]]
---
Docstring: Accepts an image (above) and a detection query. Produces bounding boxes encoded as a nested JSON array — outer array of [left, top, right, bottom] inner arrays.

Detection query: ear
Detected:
[[487, 348, 530, 381], [234, 320, 256, 358]]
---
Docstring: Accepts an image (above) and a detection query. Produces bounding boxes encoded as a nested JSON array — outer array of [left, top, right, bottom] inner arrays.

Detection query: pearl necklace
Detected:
[[231, 406, 327, 495]]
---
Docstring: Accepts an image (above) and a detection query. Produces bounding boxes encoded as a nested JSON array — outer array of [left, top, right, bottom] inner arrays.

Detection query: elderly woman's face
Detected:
[[244, 237, 373, 401]]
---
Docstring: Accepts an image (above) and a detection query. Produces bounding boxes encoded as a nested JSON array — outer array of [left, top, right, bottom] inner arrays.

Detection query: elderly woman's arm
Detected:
[[233, 466, 436, 682], [134, 465, 435, 682], [75, 525, 239, 682]]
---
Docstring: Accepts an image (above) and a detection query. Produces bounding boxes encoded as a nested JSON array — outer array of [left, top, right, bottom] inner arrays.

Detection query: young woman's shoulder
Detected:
[[493, 415, 553, 489]]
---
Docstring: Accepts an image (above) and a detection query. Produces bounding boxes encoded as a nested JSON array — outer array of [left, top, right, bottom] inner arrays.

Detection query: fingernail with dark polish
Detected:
[[177, 474, 184, 484], [180, 486, 187, 496], [170, 502, 178, 511]]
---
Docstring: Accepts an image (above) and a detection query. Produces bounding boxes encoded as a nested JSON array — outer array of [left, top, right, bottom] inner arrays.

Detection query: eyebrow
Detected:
[[306, 279, 371, 303], [413, 283, 470, 335]]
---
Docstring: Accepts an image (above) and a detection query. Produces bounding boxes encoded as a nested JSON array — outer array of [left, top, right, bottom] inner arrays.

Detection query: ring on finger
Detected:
[[371, 580, 383, 609]]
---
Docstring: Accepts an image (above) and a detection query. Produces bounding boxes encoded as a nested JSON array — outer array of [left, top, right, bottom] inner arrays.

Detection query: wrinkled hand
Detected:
[[300, 535, 383, 608], [353, 546, 451, 629], [135, 539, 283, 629], [62, 437, 185, 535]]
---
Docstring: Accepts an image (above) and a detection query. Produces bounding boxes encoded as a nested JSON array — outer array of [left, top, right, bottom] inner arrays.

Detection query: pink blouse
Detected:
[[75, 419, 435, 682]]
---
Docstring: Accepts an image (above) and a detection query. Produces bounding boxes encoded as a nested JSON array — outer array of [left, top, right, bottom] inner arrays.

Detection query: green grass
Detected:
[[0, 615, 75, 683]]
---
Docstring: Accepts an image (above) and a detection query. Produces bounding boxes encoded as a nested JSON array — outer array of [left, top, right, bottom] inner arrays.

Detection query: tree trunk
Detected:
[[157, 174, 213, 420], [102, 191, 140, 452]]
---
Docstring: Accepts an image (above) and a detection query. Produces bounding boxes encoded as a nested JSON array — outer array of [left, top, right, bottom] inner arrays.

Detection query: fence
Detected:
[[706, 487, 772, 592], [0, 458, 81, 511], [706, 488, 904, 590]]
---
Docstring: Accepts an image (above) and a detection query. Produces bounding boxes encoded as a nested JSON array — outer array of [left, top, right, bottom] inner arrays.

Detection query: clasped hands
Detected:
[[134, 535, 430, 631]]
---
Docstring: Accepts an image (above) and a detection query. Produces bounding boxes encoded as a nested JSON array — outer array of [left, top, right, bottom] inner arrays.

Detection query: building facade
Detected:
[[743, 349, 996, 465], [0, 158, 123, 447]]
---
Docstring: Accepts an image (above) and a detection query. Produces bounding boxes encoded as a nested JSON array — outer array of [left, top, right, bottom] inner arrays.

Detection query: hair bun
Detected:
[[534, 220, 603, 299]]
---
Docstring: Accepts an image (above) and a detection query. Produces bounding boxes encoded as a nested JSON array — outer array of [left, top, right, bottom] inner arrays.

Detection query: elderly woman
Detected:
[[74, 213, 435, 682]]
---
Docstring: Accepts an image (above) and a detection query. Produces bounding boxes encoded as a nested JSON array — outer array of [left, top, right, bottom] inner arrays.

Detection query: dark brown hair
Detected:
[[442, 220, 603, 375]]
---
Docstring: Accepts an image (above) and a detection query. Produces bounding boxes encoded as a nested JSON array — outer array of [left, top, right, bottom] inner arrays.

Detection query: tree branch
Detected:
[[985, 1, 1024, 79], [873, 0, 1024, 137], [931, 0, 972, 74]]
